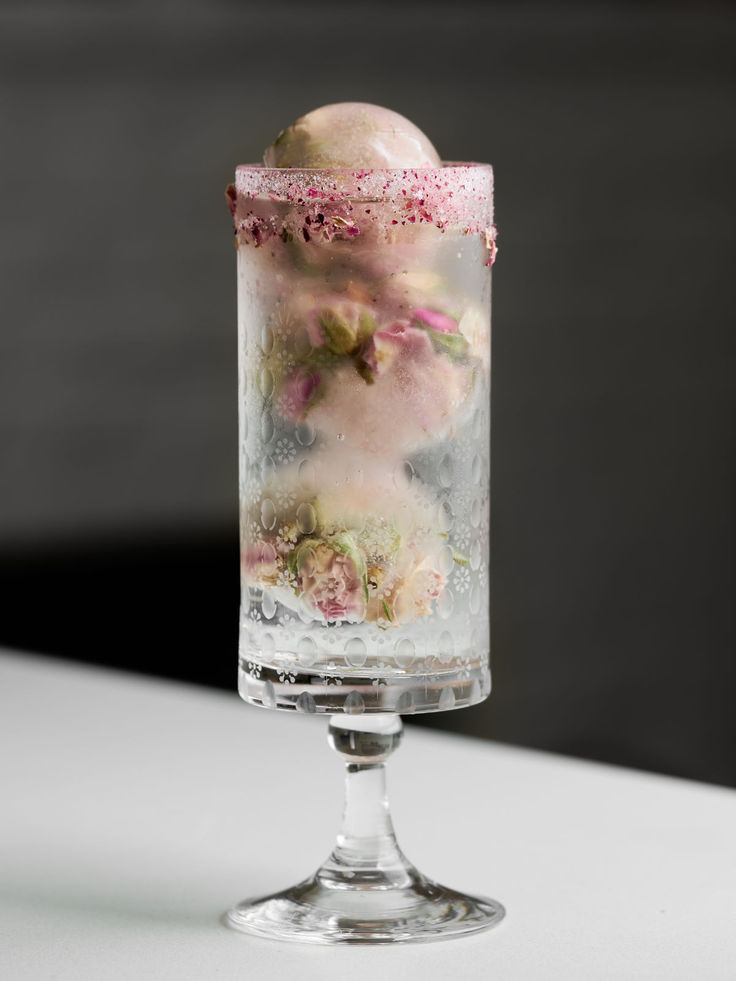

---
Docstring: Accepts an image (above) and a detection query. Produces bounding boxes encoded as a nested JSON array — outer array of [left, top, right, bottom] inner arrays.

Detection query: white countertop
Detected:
[[1, 650, 734, 980]]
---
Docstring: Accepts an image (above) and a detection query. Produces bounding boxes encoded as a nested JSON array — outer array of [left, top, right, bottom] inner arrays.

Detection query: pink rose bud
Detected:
[[297, 541, 366, 623], [413, 308, 459, 334], [367, 320, 435, 367]]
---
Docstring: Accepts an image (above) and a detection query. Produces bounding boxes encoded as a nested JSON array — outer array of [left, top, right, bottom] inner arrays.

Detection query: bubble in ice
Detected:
[[263, 103, 442, 170]]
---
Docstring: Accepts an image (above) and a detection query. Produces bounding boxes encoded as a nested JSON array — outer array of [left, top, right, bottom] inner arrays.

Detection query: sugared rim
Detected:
[[235, 161, 492, 173], [229, 162, 494, 241], [232, 162, 493, 224]]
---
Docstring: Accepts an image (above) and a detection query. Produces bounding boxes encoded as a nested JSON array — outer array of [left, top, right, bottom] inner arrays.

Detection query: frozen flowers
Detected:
[[290, 535, 367, 623], [392, 559, 447, 625], [264, 287, 479, 451], [242, 474, 455, 628]]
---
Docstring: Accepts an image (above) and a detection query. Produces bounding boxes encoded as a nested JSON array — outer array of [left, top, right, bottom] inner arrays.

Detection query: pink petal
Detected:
[[413, 308, 458, 334]]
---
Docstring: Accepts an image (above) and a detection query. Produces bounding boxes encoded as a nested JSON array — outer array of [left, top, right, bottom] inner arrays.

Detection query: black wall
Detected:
[[1, 1, 734, 786]]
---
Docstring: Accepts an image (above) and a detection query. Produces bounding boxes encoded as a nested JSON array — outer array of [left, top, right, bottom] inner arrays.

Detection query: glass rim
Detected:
[[235, 161, 493, 176], [231, 163, 494, 227]]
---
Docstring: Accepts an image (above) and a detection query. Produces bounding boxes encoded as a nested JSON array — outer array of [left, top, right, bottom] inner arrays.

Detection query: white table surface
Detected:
[[1, 651, 734, 980]]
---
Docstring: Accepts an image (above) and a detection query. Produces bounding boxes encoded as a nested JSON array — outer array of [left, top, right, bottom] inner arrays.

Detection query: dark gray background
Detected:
[[1, 1, 734, 785]]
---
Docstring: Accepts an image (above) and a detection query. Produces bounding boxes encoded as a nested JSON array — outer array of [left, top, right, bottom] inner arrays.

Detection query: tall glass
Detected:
[[226, 163, 502, 942]]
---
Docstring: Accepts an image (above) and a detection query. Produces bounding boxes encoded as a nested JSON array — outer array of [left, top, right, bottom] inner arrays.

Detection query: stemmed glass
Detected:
[[225, 162, 503, 943]]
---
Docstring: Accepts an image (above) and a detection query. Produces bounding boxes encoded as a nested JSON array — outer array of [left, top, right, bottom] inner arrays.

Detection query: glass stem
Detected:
[[318, 715, 416, 889]]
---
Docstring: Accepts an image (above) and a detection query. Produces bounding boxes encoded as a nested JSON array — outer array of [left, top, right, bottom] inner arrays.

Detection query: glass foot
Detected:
[[226, 869, 504, 944], [226, 714, 504, 944]]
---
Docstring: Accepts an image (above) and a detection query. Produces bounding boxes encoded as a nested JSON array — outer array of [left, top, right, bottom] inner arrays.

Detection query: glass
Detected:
[[225, 163, 503, 942]]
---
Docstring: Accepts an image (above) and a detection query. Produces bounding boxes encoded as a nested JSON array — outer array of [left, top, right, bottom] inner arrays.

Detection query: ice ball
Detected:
[[263, 102, 441, 170]]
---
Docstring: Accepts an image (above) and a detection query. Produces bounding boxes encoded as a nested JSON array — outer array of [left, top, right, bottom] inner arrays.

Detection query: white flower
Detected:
[[276, 523, 299, 550], [276, 566, 298, 590], [454, 525, 472, 553], [275, 487, 297, 509], [274, 438, 296, 464], [271, 303, 297, 341], [453, 567, 471, 593]]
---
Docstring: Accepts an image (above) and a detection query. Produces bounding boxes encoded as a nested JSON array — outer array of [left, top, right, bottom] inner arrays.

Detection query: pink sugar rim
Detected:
[[234, 162, 493, 192], [234, 162, 493, 219], [229, 162, 495, 248], [234, 161, 492, 172]]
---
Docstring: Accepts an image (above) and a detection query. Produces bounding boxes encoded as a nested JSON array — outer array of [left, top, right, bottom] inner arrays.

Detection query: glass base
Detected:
[[225, 715, 504, 944], [225, 867, 504, 944], [238, 658, 491, 714]]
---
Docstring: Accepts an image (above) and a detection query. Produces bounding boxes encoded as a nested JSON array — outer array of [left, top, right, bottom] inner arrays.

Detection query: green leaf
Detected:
[[452, 549, 469, 567], [362, 573, 370, 603], [424, 327, 469, 362], [319, 308, 357, 355], [287, 549, 299, 578], [354, 357, 375, 385], [357, 310, 377, 343], [382, 599, 393, 622]]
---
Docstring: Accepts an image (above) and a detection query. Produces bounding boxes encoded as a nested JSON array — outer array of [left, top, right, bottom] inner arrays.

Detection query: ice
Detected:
[[263, 102, 442, 170]]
